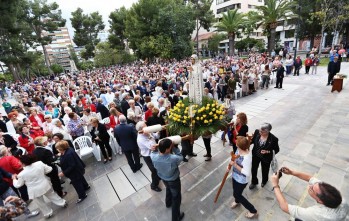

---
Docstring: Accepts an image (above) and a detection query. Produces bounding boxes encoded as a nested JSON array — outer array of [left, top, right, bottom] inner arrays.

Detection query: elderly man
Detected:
[[136, 121, 161, 192], [327, 56, 341, 86], [114, 115, 142, 173], [274, 63, 285, 89], [271, 167, 348, 221]]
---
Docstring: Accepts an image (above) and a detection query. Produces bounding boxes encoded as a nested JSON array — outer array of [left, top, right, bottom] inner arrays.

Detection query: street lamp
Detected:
[[293, 0, 301, 59]]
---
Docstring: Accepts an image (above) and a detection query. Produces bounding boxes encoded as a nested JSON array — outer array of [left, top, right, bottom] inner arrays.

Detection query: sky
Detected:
[[48, 0, 139, 36]]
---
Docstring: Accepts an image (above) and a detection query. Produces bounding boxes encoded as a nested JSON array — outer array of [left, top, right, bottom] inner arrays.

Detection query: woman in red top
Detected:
[[230, 112, 249, 153], [23, 118, 44, 137], [28, 109, 45, 129], [18, 126, 36, 154], [108, 107, 123, 129], [0, 146, 22, 185], [144, 102, 154, 122], [304, 56, 313, 74]]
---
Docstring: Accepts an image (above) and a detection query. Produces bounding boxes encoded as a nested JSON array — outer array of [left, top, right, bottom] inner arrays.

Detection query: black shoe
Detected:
[[166, 203, 172, 208], [249, 184, 256, 190], [151, 186, 162, 192], [179, 212, 185, 220], [183, 157, 188, 162], [205, 157, 212, 161], [76, 194, 87, 204], [326, 83, 330, 86], [138, 163, 143, 170], [188, 153, 197, 157], [63, 202, 68, 208], [261, 183, 266, 187], [85, 185, 91, 191], [274, 87, 278, 88], [203, 154, 212, 157], [103, 159, 108, 164]]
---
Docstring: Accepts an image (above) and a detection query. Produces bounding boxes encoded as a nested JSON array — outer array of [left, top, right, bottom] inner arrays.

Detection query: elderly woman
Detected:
[[56, 140, 89, 203], [18, 126, 36, 154], [28, 109, 45, 129], [66, 113, 84, 140], [127, 99, 142, 125], [144, 102, 154, 122], [90, 117, 112, 163], [231, 112, 248, 153], [45, 104, 60, 119], [13, 155, 67, 218], [23, 118, 44, 137], [249, 123, 279, 190], [51, 119, 72, 141], [5, 112, 23, 134], [42, 114, 54, 134]]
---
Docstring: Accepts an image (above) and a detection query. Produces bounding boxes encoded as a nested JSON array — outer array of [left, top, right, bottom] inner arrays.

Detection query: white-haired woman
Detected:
[[249, 123, 279, 190], [52, 120, 72, 141]]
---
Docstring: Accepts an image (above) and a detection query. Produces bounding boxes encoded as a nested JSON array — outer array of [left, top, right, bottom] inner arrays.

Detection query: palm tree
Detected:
[[252, 0, 295, 53], [215, 9, 246, 56]]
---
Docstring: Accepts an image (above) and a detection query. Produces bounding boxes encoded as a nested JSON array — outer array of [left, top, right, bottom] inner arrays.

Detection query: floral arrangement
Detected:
[[334, 74, 347, 79], [167, 96, 227, 138]]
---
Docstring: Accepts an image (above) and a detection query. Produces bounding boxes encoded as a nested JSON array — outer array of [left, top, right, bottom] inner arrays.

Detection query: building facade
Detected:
[[43, 27, 77, 73]]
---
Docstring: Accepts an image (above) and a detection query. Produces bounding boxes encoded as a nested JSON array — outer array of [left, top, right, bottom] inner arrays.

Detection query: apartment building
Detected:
[[43, 27, 77, 72]]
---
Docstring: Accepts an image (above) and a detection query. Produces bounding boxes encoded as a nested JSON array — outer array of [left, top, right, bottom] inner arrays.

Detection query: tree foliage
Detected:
[[235, 38, 265, 52], [215, 9, 246, 56], [125, 0, 195, 60], [207, 33, 226, 54], [108, 7, 128, 50], [50, 63, 64, 74], [251, 0, 295, 52], [71, 8, 105, 60]]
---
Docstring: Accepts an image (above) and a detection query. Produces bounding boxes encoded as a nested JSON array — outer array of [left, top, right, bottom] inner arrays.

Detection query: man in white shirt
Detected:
[[271, 167, 349, 221], [136, 121, 162, 192]]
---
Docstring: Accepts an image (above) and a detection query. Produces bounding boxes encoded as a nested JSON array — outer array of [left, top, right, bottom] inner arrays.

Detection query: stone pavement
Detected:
[[22, 63, 349, 221]]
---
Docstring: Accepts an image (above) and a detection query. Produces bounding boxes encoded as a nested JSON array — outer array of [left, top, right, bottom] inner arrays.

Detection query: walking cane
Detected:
[[214, 151, 239, 203]]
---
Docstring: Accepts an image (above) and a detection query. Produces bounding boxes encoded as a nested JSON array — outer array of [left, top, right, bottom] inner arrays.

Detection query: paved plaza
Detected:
[[24, 63, 349, 221]]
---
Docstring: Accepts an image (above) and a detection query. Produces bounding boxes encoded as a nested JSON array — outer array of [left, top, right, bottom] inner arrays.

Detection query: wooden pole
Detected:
[[214, 151, 239, 203]]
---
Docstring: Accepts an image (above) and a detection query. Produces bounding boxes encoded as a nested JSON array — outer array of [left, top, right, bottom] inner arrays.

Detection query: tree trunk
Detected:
[[318, 26, 325, 57], [310, 35, 315, 49], [8, 64, 19, 81], [269, 28, 276, 53], [0, 63, 4, 73], [229, 33, 235, 56], [42, 44, 53, 74]]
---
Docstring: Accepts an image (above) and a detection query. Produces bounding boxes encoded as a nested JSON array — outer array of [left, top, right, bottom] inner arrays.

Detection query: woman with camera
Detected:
[[90, 117, 112, 163], [249, 123, 279, 190]]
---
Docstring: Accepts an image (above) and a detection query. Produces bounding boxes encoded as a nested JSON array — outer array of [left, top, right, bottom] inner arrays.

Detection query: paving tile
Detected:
[[108, 169, 136, 200], [93, 174, 120, 211], [121, 164, 150, 191]]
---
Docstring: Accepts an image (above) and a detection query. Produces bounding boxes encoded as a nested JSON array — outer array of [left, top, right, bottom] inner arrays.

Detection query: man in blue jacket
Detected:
[[114, 115, 142, 173]]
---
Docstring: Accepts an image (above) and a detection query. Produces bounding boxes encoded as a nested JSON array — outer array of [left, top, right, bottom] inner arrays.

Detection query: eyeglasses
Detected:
[[308, 182, 321, 197]]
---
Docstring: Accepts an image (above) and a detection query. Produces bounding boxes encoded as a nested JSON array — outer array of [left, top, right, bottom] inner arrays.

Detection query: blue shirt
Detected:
[[232, 150, 252, 184], [151, 147, 183, 181]]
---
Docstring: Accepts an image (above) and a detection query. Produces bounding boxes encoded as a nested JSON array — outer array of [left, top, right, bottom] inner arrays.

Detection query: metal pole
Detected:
[[196, 18, 199, 57]]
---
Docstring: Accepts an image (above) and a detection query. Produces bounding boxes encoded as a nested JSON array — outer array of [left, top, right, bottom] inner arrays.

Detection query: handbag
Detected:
[[270, 150, 278, 173]]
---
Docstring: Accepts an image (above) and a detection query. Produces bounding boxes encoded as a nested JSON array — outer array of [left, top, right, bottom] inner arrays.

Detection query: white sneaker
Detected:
[[27, 210, 40, 218]]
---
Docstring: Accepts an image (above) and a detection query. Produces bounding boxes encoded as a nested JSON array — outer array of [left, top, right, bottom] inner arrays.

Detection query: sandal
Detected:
[[245, 212, 258, 219], [230, 202, 240, 209]]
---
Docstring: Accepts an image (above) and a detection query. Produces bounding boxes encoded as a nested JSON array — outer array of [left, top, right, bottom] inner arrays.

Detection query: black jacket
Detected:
[[276, 66, 285, 78], [96, 103, 110, 119], [251, 129, 279, 163], [120, 99, 130, 117], [91, 123, 110, 142], [60, 147, 86, 181], [33, 146, 55, 168], [0, 134, 17, 149], [327, 61, 341, 75]]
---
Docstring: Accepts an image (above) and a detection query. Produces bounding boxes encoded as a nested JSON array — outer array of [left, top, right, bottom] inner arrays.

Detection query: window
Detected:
[[217, 4, 240, 14], [285, 30, 295, 38], [258, 0, 262, 2], [236, 3, 241, 9]]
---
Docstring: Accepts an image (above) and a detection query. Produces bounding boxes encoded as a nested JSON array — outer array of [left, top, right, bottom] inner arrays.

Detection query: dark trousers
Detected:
[[203, 137, 211, 156], [305, 66, 311, 74], [251, 155, 271, 185], [328, 73, 335, 85], [181, 140, 193, 158], [232, 179, 257, 213], [143, 156, 160, 188], [124, 149, 141, 172], [71, 175, 89, 199], [286, 66, 292, 75], [261, 75, 269, 88], [295, 219, 302, 221], [275, 77, 283, 88], [163, 178, 182, 221], [294, 67, 300, 76], [12, 185, 29, 201], [47, 166, 63, 197], [96, 140, 112, 160]]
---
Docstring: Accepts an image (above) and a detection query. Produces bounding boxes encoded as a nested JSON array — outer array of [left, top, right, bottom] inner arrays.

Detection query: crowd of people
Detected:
[[0, 51, 347, 220]]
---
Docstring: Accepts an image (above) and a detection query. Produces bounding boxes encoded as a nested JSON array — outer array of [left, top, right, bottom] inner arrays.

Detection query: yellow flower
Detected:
[[204, 120, 208, 124], [219, 116, 223, 120], [214, 116, 218, 120], [181, 103, 184, 107], [196, 117, 200, 120], [203, 114, 207, 118], [184, 116, 187, 120], [200, 117, 203, 120], [192, 120, 196, 123], [209, 112, 213, 115], [211, 104, 215, 107], [209, 119, 212, 122], [183, 120, 186, 123], [184, 110, 188, 114], [212, 108, 216, 111], [206, 107, 209, 110]]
